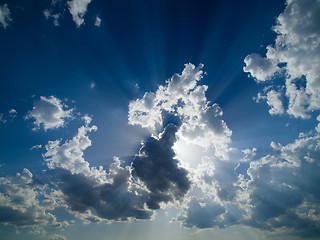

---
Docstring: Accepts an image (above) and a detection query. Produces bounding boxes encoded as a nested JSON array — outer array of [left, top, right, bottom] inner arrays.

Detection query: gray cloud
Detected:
[[132, 124, 191, 209], [178, 197, 225, 228]]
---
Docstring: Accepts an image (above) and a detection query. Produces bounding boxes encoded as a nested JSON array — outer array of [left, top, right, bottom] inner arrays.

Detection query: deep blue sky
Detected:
[[1, 0, 320, 239]]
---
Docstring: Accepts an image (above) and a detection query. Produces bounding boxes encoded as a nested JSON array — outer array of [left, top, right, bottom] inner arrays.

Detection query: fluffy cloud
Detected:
[[67, 0, 92, 27], [254, 87, 284, 115], [132, 124, 191, 209], [244, 0, 320, 119], [44, 115, 97, 176], [129, 63, 231, 150], [0, 4, 11, 29], [26, 96, 73, 131]]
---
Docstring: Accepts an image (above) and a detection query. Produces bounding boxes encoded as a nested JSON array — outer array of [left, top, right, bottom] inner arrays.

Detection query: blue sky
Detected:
[[1, 0, 320, 239]]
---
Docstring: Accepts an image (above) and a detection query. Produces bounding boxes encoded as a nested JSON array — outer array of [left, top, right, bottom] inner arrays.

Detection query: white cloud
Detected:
[[67, 0, 92, 27], [0, 4, 11, 29], [44, 115, 97, 176], [30, 144, 42, 150], [26, 96, 73, 131], [243, 54, 279, 82], [244, 0, 320, 119], [128, 63, 231, 150], [95, 16, 101, 27], [254, 88, 284, 115]]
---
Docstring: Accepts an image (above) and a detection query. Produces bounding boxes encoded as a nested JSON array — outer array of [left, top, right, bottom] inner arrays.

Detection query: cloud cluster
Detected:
[[244, 0, 320, 119], [26, 96, 73, 131], [0, 3, 11, 29], [129, 63, 231, 151]]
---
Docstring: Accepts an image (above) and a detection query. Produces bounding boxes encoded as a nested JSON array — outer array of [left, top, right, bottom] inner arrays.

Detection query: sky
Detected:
[[0, 0, 320, 239]]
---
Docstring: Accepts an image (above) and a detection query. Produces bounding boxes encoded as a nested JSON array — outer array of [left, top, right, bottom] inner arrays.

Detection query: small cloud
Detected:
[[94, 16, 101, 27], [44, 9, 60, 27], [9, 109, 17, 117], [30, 144, 42, 151], [90, 82, 95, 89], [0, 4, 12, 29], [68, 0, 92, 27], [26, 96, 73, 131], [0, 113, 5, 123]]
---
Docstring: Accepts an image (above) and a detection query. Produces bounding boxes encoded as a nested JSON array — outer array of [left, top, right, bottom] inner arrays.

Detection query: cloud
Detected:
[[243, 54, 279, 82], [44, 9, 61, 27], [254, 88, 284, 115], [178, 197, 225, 228], [177, 127, 320, 237], [243, 0, 320, 119], [67, 0, 92, 27], [0, 169, 63, 227], [128, 63, 231, 150], [44, 117, 152, 221], [0, 4, 11, 29], [44, 115, 97, 176], [30, 144, 42, 150], [132, 124, 191, 209], [94, 16, 101, 27], [26, 96, 73, 131], [244, 131, 320, 234]]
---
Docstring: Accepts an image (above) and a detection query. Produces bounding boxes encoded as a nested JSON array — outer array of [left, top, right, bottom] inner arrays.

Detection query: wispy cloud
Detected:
[[0, 4, 11, 29]]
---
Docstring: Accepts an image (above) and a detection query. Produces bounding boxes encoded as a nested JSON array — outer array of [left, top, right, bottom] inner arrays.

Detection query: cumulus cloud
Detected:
[[132, 124, 191, 209], [0, 4, 11, 29], [67, 0, 92, 27], [254, 87, 284, 115], [44, 117, 152, 221], [129, 63, 231, 150], [177, 126, 320, 237], [26, 96, 73, 131], [244, 0, 320, 119]]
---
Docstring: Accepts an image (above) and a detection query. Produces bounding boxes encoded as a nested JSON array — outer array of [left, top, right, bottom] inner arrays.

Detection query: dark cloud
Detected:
[[54, 164, 152, 221], [132, 124, 191, 209]]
